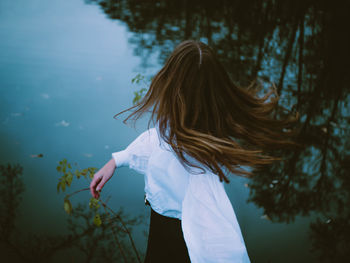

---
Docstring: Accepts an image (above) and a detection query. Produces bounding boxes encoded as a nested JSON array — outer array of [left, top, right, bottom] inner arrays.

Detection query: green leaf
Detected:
[[89, 197, 100, 210], [93, 213, 102, 227], [57, 182, 61, 193], [63, 199, 72, 214], [56, 166, 61, 172], [88, 167, 97, 173], [61, 180, 66, 192], [89, 173, 93, 179], [74, 169, 80, 179], [68, 163, 71, 169], [88, 168, 97, 179], [81, 168, 88, 179], [133, 92, 141, 105], [131, 73, 145, 84], [66, 172, 73, 186]]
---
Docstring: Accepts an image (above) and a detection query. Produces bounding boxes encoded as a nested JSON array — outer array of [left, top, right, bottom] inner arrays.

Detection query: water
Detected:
[[1, 0, 349, 262]]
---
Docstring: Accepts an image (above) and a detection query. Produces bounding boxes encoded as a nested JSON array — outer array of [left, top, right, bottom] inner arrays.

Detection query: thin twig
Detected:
[[102, 205, 128, 263], [64, 186, 141, 262], [101, 200, 142, 263], [66, 187, 90, 198]]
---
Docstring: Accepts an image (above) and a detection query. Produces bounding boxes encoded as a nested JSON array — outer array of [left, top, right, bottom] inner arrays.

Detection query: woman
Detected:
[[90, 40, 301, 262]]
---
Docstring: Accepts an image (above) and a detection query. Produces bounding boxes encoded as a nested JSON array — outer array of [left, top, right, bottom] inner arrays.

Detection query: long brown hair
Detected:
[[114, 40, 302, 183]]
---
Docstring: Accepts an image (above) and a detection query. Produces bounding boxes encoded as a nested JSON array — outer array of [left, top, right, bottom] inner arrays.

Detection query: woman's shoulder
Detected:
[[134, 127, 158, 144]]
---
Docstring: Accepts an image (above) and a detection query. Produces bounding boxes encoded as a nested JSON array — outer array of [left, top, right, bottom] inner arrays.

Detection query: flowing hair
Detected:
[[114, 40, 303, 183]]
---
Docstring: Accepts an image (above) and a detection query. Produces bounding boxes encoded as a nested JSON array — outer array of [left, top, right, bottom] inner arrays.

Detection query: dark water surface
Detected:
[[1, 0, 349, 262]]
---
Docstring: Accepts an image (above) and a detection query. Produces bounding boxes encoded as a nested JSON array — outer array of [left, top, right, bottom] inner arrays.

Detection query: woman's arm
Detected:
[[89, 158, 116, 199], [89, 127, 158, 199]]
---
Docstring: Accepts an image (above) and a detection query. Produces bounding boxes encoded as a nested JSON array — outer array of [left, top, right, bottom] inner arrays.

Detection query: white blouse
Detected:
[[112, 123, 251, 263]]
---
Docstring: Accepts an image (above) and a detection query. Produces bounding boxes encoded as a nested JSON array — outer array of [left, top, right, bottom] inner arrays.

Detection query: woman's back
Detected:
[[91, 40, 300, 263], [111, 122, 251, 262]]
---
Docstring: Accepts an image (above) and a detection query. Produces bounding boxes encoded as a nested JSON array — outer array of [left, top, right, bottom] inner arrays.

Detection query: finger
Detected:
[[90, 179, 97, 198], [96, 176, 108, 192], [92, 177, 102, 198], [90, 175, 102, 198]]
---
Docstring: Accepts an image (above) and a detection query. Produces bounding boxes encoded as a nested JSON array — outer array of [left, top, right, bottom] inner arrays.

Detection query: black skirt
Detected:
[[144, 204, 191, 263]]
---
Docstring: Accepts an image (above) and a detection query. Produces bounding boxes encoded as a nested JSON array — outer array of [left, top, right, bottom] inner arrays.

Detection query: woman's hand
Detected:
[[90, 158, 116, 199]]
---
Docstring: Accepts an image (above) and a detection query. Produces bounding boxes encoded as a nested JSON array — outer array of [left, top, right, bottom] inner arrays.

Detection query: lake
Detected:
[[1, 0, 349, 262]]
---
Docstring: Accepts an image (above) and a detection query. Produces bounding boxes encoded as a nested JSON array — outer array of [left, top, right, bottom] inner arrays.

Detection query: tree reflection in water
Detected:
[[86, 0, 350, 261], [0, 164, 144, 262]]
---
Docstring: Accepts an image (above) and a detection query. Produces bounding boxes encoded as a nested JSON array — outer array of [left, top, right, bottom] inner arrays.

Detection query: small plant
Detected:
[[131, 73, 152, 105], [56, 159, 142, 262], [56, 159, 99, 221]]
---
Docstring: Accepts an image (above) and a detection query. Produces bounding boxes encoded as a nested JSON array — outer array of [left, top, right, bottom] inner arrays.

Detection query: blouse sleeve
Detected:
[[111, 128, 157, 175], [181, 172, 251, 263]]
